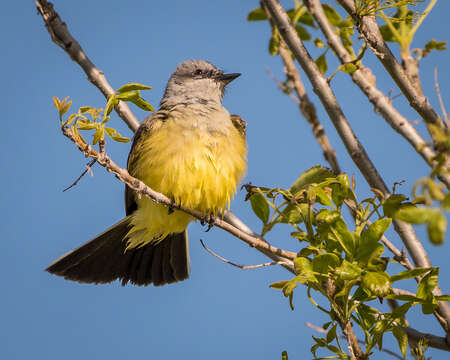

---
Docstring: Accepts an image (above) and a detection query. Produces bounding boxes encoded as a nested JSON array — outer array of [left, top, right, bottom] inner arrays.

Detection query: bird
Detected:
[[46, 60, 248, 286]]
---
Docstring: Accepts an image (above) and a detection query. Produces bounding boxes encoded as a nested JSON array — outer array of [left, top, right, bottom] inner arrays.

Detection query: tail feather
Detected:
[[46, 217, 190, 286]]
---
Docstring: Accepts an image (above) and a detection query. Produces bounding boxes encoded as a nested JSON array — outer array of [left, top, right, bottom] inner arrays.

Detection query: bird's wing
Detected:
[[230, 114, 247, 138], [125, 110, 169, 215]]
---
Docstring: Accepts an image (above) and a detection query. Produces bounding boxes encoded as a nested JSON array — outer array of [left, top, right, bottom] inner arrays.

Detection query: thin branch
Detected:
[[62, 159, 96, 192], [434, 67, 449, 127], [200, 239, 289, 269], [262, 0, 450, 336], [62, 124, 297, 267], [306, 322, 404, 360], [36, 0, 140, 132], [303, 0, 450, 189], [336, 0, 445, 139]]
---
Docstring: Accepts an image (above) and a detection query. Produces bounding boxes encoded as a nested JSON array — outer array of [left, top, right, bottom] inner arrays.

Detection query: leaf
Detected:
[[130, 97, 154, 112], [295, 24, 311, 41], [335, 260, 361, 281], [392, 327, 408, 358], [78, 106, 92, 114], [247, 7, 267, 21], [361, 271, 391, 297], [294, 257, 317, 283], [117, 91, 139, 102], [270, 280, 289, 290], [52, 96, 61, 111], [383, 194, 408, 217], [298, 11, 315, 27], [249, 192, 269, 224], [117, 82, 152, 93], [356, 219, 391, 263], [427, 211, 447, 245], [290, 166, 334, 194], [322, 4, 341, 26], [316, 209, 340, 224], [436, 295, 450, 301], [329, 218, 356, 256], [417, 268, 438, 301], [443, 194, 450, 211], [326, 324, 337, 344], [281, 350, 288, 360], [390, 268, 432, 283], [312, 253, 340, 275], [92, 126, 104, 145], [104, 94, 118, 118], [423, 39, 447, 57], [315, 53, 328, 75], [277, 203, 307, 224], [269, 31, 280, 56], [340, 63, 358, 73], [314, 38, 325, 48], [394, 205, 436, 224], [379, 24, 395, 42]]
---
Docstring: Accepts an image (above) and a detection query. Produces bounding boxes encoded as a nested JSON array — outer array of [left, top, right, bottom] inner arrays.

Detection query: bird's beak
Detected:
[[218, 73, 241, 84]]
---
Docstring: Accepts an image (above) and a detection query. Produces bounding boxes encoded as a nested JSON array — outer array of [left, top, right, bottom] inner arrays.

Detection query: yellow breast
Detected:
[[125, 112, 247, 249]]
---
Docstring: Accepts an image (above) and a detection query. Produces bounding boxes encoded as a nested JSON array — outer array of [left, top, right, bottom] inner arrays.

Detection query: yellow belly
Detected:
[[125, 118, 247, 249]]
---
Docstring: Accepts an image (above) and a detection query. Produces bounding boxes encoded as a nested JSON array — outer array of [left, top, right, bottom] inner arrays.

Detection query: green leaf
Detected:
[[357, 219, 391, 261], [335, 260, 361, 281], [314, 38, 325, 48], [427, 211, 447, 245], [383, 194, 408, 217], [417, 268, 438, 301], [326, 324, 337, 344], [117, 91, 139, 102], [92, 126, 104, 145], [312, 253, 340, 274], [436, 295, 450, 301], [269, 33, 280, 56], [315, 53, 328, 75], [277, 203, 307, 224], [442, 194, 450, 211], [129, 97, 154, 112], [390, 268, 432, 283], [379, 25, 395, 42], [322, 4, 341, 26], [290, 166, 334, 194], [316, 209, 340, 224], [104, 94, 118, 117], [117, 82, 151, 93], [392, 327, 408, 358], [295, 24, 311, 41], [298, 11, 315, 27], [281, 350, 288, 360], [294, 257, 317, 283], [270, 280, 289, 290], [78, 106, 92, 114], [361, 271, 391, 297], [249, 192, 269, 224], [424, 39, 447, 57], [247, 7, 267, 21], [329, 218, 356, 256], [394, 205, 436, 224], [340, 63, 358, 73]]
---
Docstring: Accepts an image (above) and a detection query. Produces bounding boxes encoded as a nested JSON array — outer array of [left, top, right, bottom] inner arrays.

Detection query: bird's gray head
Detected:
[[160, 60, 240, 109]]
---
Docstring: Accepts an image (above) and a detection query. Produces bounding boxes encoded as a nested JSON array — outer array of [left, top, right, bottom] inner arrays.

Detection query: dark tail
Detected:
[[46, 217, 190, 286]]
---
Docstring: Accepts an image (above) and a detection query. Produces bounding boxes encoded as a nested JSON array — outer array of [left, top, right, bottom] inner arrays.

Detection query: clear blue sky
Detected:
[[1, 1, 449, 359]]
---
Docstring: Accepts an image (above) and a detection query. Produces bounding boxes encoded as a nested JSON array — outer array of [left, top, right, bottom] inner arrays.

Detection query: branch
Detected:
[[303, 0, 450, 189], [336, 0, 445, 136], [36, 0, 140, 132], [200, 239, 289, 269], [62, 159, 96, 192], [261, 0, 450, 336], [62, 124, 297, 268], [434, 67, 449, 127]]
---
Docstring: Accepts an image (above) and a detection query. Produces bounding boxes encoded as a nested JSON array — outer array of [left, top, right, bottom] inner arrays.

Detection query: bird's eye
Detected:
[[194, 69, 203, 76]]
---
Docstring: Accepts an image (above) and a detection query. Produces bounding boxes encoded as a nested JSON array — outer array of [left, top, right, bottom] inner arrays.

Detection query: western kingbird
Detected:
[[46, 60, 247, 286]]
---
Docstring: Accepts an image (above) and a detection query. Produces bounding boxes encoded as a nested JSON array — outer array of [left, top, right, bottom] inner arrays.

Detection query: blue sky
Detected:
[[1, 1, 449, 359]]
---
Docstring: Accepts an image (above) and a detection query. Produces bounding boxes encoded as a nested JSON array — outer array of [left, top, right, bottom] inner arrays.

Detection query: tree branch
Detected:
[[36, 0, 140, 132]]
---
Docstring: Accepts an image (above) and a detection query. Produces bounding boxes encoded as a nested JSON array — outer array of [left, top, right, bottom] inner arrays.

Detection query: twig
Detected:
[[262, 0, 450, 337], [306, 322, 404, 360], [200, 239, 288, 269], [434, 67, 449, 127], [62, 159, 96, 192], [62, 124, 298, 266], [35, 0, 140, 132], [303, 0, 450, 189]]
